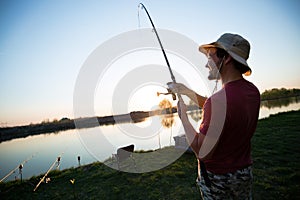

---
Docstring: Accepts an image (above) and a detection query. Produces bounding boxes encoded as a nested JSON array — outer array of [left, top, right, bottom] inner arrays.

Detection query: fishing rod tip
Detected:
[[138, 3, 144, 9]]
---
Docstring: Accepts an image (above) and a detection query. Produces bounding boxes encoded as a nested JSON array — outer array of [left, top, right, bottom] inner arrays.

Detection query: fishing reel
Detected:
[[157, 88, 177, 100]]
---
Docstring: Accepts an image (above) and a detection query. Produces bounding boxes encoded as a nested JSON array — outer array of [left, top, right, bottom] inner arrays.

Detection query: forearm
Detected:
[[180, 113, 203, 154]]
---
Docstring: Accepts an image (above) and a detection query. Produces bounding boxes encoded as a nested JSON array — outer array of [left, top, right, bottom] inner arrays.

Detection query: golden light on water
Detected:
[[158, 99, 172, 111], [158, 99, 174, 128]]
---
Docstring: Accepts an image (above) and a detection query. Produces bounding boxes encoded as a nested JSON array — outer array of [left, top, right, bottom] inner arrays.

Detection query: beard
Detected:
[[207, 60, 221, 80], [208, 67, 220, 80]]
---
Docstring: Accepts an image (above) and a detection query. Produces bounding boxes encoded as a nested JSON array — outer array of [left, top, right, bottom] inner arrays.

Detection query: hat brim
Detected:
[[199, 42, 252, 76], [199, 42, 221, 55]]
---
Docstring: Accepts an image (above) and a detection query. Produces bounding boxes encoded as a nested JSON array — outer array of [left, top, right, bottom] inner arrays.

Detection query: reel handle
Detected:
[[167, 88, 177, 100]]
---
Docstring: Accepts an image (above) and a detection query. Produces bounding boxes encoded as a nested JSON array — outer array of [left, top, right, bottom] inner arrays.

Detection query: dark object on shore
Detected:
[[78, 156, 81, 166], [112, 144, 137, 170]]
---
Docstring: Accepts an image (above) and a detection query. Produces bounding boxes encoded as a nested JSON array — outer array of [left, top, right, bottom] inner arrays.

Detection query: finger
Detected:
[[167, 82, 181, 93], [167, 82, 176, 89]]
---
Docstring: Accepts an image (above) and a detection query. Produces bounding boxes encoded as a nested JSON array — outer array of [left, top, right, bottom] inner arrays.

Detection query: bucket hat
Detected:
[[199, 33, 252, 76]]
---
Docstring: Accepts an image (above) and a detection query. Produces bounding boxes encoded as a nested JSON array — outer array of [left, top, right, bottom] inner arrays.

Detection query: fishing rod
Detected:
[[0, 153, 36, 183], [138, 3, 211, 187], [33, 152, 64, 192], [138, 3, 181, 101]]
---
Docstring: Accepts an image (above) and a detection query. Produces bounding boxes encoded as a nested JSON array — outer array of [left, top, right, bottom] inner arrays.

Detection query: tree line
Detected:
[[261, 88, 300, 101]]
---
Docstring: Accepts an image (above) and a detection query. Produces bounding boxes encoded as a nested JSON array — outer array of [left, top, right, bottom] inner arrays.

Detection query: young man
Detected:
[[168, 33, 260, 199]]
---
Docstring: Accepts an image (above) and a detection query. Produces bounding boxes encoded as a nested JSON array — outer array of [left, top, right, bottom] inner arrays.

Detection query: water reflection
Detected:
[[0, 129, 96, 182], [159, 99, 175, 128], [261, 96, 300, 109], [185, 96, 300, 121], [188, 100, 202, 122], [157, 99, 175, 149], [259, 96, 300, 119]]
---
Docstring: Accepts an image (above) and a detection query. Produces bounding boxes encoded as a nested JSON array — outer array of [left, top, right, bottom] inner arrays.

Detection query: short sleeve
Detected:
[[199, 98, 211, 135]]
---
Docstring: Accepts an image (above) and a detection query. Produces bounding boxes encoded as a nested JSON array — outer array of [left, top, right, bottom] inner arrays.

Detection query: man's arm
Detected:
[[167, 82, 207, 107], [177, 98, 205, 156]]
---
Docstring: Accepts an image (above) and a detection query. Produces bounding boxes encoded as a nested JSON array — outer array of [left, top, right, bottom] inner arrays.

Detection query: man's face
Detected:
[[205, 48, 222, 80]]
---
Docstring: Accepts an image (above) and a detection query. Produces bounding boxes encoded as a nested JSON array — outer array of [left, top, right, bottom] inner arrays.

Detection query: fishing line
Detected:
[[137, 5, 141, 29], [212, 80, 218, 94]]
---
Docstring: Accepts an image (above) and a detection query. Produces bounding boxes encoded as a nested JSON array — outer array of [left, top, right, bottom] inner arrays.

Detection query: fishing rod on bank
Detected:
[[0, 153, 36, 183], [138, 3, 182, 102], [33, 151, 64, 192]]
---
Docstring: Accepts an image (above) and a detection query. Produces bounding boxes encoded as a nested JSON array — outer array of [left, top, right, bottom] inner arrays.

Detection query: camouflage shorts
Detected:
[[196, 166, 253, 200]]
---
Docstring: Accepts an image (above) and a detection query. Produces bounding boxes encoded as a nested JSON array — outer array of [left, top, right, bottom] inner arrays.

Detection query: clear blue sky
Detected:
[[1, 0, 299, 126]]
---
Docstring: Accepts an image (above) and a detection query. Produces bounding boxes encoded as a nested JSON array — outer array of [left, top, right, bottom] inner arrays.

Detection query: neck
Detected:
[[220, 64, 243, 85]]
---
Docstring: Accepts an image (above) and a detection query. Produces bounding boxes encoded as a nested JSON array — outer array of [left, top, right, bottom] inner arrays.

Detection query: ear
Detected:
[[224, 55, 232, 65]]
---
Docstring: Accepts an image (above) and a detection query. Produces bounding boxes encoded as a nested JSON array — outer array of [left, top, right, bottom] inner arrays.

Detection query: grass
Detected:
[[251, 110, 300, 199], [1, 110, 300, 199]]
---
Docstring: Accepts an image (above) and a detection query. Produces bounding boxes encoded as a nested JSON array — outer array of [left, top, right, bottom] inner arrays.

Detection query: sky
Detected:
[[0, 0, 300, 126]]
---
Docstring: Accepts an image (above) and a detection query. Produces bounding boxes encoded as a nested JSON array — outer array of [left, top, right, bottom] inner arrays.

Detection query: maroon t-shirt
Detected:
[[199, 78, 260, 174]]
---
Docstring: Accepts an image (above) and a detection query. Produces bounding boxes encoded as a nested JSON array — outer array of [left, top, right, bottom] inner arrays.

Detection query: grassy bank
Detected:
[[1, 110, 300, 199], [251, 110, 300, 199]]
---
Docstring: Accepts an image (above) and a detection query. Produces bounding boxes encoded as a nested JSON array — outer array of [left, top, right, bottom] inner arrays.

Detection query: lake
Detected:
[[0, 97, 299, 182]]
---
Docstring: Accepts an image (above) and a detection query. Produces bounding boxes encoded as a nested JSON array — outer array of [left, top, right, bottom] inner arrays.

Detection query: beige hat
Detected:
[[199, 33, 252, 76]]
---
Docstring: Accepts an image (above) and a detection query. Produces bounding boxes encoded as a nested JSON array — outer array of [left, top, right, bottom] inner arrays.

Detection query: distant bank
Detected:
[[0, 106, 187, 143]]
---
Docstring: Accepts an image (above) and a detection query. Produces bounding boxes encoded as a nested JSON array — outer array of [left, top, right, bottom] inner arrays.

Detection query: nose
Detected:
[[205, 62, 209, 69]]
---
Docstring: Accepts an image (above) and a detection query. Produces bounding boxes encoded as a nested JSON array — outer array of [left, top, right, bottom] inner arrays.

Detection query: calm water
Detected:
[[0, 98, 299, 182], [259, 96, 300, 119], [0, 116, 185, 181]]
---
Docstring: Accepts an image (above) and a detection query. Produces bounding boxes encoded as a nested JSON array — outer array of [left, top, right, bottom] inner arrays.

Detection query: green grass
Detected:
[[1, 110, 300, 199], [252, 110, 300, 199]]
